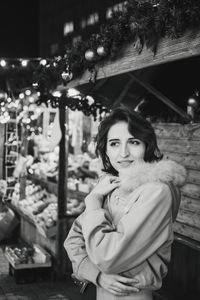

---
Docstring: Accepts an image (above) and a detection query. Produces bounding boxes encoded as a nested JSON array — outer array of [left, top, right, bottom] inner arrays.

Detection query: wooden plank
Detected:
[[162, 152, 200, 170], [173, 222, 200, 242], [66, 29, 200, 89], [0, 124, 4, 179], [187, 169, 200, 185], [181, 183, 200, 200], [180, 195, 200, 214], [154, 123, 200, 140], [157, 138, 200, 154], [177, 208, 200, 228]]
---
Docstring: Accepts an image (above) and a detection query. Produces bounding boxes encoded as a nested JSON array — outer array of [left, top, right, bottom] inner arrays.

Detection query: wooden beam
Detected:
[[129, 73, 189, 120], [55, 107, 71, 280], [66, 29, 200, 89], [112, 78, 135, 106], [90, 78, 108, 93]]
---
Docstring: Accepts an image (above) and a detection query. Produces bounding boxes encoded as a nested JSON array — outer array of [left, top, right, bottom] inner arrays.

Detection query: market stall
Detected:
[[0, 1, 200, 294], [50, 4, 200, 297]]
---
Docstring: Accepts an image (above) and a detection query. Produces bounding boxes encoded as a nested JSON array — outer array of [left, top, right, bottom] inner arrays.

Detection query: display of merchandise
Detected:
[[11, 179, 86, 237], [4, 111, 21, 200], [5, 243, 52, 284]]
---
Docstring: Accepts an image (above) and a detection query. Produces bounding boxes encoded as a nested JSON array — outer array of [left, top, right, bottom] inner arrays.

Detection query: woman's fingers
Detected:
[[114, 281, 140, 293], [115, 274, 138, 284], [98, 273, 140, 296]]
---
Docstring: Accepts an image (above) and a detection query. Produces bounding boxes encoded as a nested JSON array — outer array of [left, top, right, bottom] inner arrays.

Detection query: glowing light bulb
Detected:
[[0, 60, 6, 67], [19, 93, 25, 99], [40, 59, 47, 66], [52, 91, 62, 97], [25, 89, 31, 96], [7, 97, 12, 103], [29, 96, 34, 103], [21, 60, 28, 67]]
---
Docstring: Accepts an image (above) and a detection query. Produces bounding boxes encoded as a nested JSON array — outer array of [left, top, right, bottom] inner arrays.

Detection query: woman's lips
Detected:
[[118, 161, 133, 167]]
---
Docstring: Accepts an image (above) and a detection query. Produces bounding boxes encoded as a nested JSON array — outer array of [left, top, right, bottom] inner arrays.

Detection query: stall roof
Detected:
[[65, 29, 200, 120], [67, 29, 200, 89]]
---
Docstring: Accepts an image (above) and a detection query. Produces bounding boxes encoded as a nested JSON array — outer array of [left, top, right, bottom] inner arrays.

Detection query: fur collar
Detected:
[[118, 159, 187, 194]]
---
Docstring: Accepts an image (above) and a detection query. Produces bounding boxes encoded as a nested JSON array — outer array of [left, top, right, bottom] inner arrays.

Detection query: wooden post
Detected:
[[19, 126, 28, 201], [55, 106, 71, 280]]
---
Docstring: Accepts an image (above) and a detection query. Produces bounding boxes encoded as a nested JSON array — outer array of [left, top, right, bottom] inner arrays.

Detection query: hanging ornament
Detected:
[[89, 68, 97, 83], [32, 82, 39, 90], [85, 49, 96, 62], [61, 71, 73, 83], [97, 45, 107, 57], [187, 90, 200, 122]]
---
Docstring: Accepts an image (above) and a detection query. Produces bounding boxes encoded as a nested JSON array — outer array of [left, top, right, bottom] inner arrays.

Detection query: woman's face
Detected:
[[106, 121, 146, 172]]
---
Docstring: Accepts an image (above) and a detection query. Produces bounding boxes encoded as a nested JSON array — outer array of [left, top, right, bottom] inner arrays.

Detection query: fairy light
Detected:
[[67, 88, 80, 97], [19, 93, 25, 99], [52, 91, 62, 97], [23, 105, 29, 111], [40, 59, 47, 66], [0, 60, 6, 67], [28, 96, 35, 103], [21, 59, 28, 67], [25, 89, 31, 96]]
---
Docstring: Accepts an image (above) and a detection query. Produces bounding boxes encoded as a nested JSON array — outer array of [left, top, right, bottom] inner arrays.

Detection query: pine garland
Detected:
[[2, 0, 199, 117], [33, 0, 200, 106]]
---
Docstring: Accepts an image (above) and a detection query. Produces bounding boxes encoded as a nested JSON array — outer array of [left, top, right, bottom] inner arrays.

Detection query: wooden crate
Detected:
[[5, 244, 52, 284]]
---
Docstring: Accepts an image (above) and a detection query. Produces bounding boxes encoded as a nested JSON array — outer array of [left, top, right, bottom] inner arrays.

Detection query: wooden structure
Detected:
[[64, 29, 200, 297]]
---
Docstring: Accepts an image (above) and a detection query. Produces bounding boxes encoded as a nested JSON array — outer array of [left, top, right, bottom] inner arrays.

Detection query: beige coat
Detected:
[[64, 160, 187, 300]]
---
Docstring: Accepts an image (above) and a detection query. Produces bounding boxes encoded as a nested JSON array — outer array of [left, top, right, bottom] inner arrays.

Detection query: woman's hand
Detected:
[[91, 175, 120, 197], [97, 273, 140, 296]]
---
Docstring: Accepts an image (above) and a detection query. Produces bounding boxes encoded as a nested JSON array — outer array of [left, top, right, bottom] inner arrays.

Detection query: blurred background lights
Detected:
[[67, 88, 80, 97], [19, 93, 25, 99], [7, 97, 12, 103], [40, 59, 47, 66], [0, 60, 6, 67], [52, 91, 62, 98], [25, 89, 31, 96], [21, 59, 28, 67], [29, 96, 34, 103]]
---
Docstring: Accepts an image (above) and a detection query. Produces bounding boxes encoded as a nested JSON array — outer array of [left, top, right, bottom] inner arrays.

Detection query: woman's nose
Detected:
[[120, 144, 130, 157]]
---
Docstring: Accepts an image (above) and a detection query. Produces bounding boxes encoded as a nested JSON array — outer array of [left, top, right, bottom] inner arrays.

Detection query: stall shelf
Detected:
[[10, 175, 87, 258]]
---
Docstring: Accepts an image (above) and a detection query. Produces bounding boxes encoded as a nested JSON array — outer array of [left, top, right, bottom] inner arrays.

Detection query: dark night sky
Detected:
[[0, 0, 39, 58]]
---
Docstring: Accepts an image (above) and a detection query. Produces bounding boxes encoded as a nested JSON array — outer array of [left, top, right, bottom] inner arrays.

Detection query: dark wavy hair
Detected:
[[95, 105, 163, 175]]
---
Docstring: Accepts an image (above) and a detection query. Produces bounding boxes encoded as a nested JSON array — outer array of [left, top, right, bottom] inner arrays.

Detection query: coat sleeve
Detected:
[[64, 213, 100, 285], [82, 182, 173, 274]]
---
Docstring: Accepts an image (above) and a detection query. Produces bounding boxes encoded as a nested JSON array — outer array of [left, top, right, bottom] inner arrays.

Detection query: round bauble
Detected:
[[187, 97, 198, 108], [97, 45, 107, 57], [61, 71, 73, 82], [85, 49, 96, 61], [32, 82, 39, 90]]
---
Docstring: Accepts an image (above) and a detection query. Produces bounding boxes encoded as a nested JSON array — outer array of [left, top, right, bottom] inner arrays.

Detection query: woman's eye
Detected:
[[110, 141, 119, 147], [129, 139, 140, 145]]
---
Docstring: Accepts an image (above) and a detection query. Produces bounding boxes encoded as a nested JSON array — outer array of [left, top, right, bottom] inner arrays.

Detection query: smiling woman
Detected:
[[64, 104, 187, 300], [96, 106, 163, 176], [106, 122, 146, 172]]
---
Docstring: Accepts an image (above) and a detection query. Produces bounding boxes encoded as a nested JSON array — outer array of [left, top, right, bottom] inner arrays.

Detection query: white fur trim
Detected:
[[119, 160, 187, 194]]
